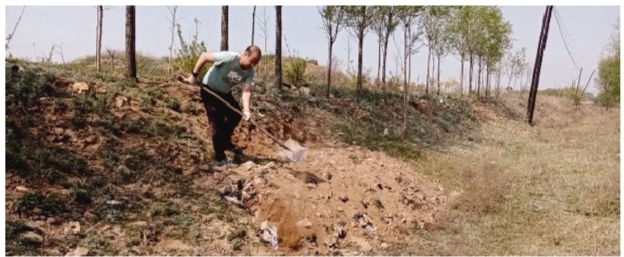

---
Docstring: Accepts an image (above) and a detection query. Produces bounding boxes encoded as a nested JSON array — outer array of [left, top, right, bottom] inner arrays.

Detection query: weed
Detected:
[[13, 191, 67, 217], [5, 220, 42, 255]]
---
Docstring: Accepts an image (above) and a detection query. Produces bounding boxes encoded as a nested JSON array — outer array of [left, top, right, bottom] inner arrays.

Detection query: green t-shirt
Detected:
[[202, 51, 256, 94]]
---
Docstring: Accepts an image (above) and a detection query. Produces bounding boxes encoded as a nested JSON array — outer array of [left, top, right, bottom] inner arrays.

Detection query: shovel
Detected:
[[176, 76, 307, 163]]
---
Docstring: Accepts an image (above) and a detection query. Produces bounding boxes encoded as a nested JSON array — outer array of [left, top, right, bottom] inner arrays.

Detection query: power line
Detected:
[[552, 7, 581, 70], [553, 7, 583, 65]]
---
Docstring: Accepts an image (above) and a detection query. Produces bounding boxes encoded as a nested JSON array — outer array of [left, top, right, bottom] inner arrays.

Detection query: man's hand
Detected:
[[243, 109, 251, 121], [187, 72, 199, 84]]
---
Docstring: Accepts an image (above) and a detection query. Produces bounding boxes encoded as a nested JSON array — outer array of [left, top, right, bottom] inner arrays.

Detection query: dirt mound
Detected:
[[5, 62, 448, 255], [217, 145, 447, 255]]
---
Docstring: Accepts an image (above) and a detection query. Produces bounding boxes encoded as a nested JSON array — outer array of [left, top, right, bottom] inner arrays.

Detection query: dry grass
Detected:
[[392, 94, 620, 256], [6, 55, 618, 256]]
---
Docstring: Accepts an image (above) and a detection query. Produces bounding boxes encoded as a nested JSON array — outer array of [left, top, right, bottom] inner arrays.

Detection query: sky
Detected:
[[4, 5, 621, 95]]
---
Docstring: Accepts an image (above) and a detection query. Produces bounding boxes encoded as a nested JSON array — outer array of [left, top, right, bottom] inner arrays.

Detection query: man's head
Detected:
[[240, 45, 262, 70]]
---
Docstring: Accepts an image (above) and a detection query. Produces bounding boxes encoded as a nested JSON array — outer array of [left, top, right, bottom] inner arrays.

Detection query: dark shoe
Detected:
[[213, 158, 238, 171]]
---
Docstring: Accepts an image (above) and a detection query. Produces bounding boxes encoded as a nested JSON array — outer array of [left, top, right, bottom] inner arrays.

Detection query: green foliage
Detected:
[[172, 18, 210, 76], [284, 57, 308, 87], [595, 17, 620, 108], [5, 66, 59, 108], [596, 55, 620, 107]]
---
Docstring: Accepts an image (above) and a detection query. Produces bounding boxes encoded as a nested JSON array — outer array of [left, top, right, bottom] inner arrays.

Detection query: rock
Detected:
[[381, 242, 389, 249], [117, 165, 133, 176], [115, 96, 128, 108], [20, 231, 43, 243], [339, 195, 349, 203], [66, 247, 90, 256], [296, 219, 313, 228], [263, 161, 276, 169], [83, 211, 97, 221], [46, 217, 61, 225], [257, 221, 279, 249], [84, 135, 98, 144], [54, 127, 64, 135], [15, 186, 29, 192], [325, 236, 338, 249], [71, 82, 89, 94], [306, 183, 317, 189], [198, 165, 211, 172], [335, 222, 346, 239], [239, 161, 256, 171], [322, 172, 332, 180], [65, 221, 81, 234], [129, 221, 148, 227], [254, 176, 267, 185], [357, 240, 372, 252], [34, 220, 46, 228]]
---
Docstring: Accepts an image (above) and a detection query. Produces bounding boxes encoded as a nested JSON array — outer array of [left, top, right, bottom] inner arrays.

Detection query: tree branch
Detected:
[[6, 6, 26, 50]]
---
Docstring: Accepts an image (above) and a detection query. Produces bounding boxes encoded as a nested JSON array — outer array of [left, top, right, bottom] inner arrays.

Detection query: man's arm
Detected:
[[241, 82, 253, 113], [241, 70, 255, 114], [191, 51, 233, 75]]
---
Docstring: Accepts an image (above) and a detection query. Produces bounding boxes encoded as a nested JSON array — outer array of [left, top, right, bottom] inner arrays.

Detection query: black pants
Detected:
[[200, 85, 242, 162]]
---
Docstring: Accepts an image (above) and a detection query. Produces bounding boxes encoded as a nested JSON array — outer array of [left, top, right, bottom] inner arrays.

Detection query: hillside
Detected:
[[5, 56, 619, 256]]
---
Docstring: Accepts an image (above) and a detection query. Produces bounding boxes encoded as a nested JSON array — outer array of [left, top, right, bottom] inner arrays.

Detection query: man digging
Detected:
[[187, 45, 262, 171]]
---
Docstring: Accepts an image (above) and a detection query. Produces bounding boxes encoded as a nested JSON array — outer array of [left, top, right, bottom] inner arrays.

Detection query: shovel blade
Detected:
[[276, 139, 308, 163]]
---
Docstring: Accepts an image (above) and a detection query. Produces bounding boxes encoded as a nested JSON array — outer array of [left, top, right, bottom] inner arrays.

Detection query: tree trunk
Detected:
[[436, 54, 441, 95], [346, 37, 351, 75], [221, 6, 229, 51], [477, 58, 482, 97], [507, 66, 514, 87], [326, 41, 333, 99], [403, 24, 409, 133], [376, 38, 381, 89], [381, 29, 390, 91], [125, 6, 136, 80], [426, 44, 432, 93], [357, 25, 364, 93], [497, 61, 502, 97], [459, 53, 464, 95], [274, 5, 282, 89], [486, 66, 490, 98], [469, 53, 474, 94], [381, 11, 393, 91], [168, 6, 177, 75], [96, 6, 103, 72], [251, 6, 256, 45]]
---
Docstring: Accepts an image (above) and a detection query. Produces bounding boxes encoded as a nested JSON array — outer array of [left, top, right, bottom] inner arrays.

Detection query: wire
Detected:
[[552, 7, 581, 70], [555, 8, 583, 64]]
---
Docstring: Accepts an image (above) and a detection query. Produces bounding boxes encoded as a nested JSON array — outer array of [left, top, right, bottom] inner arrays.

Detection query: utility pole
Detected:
[[526, 5, 554, 125]]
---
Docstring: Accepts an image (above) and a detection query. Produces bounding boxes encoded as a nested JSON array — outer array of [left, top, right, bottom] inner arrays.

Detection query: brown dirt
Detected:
[[215, 142, 446, 255], [4, 69, 448, 256]]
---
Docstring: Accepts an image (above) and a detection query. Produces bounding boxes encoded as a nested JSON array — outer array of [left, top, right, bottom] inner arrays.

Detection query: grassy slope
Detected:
[[4, 56, 619, 256], [393, 93, 619, 255]]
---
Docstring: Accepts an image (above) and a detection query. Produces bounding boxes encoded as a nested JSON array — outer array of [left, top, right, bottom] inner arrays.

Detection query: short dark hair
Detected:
[[245, 45, 262, 56]]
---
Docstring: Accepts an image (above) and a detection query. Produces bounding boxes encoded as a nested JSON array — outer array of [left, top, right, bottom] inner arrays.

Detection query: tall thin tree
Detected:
[[275, 5, 283, 89], [251, 6, 256, 44], [167, 6, 179, 74], [96, 5, 103, 71], [319, 6, 345, 98], [125, 5, 137, 80], [221, 6, 229, 51]]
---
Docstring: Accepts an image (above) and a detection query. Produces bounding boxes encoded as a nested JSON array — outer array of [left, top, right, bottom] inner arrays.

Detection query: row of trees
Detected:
[[319, 6, 526, 99], [102, 6, 529, 99]]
